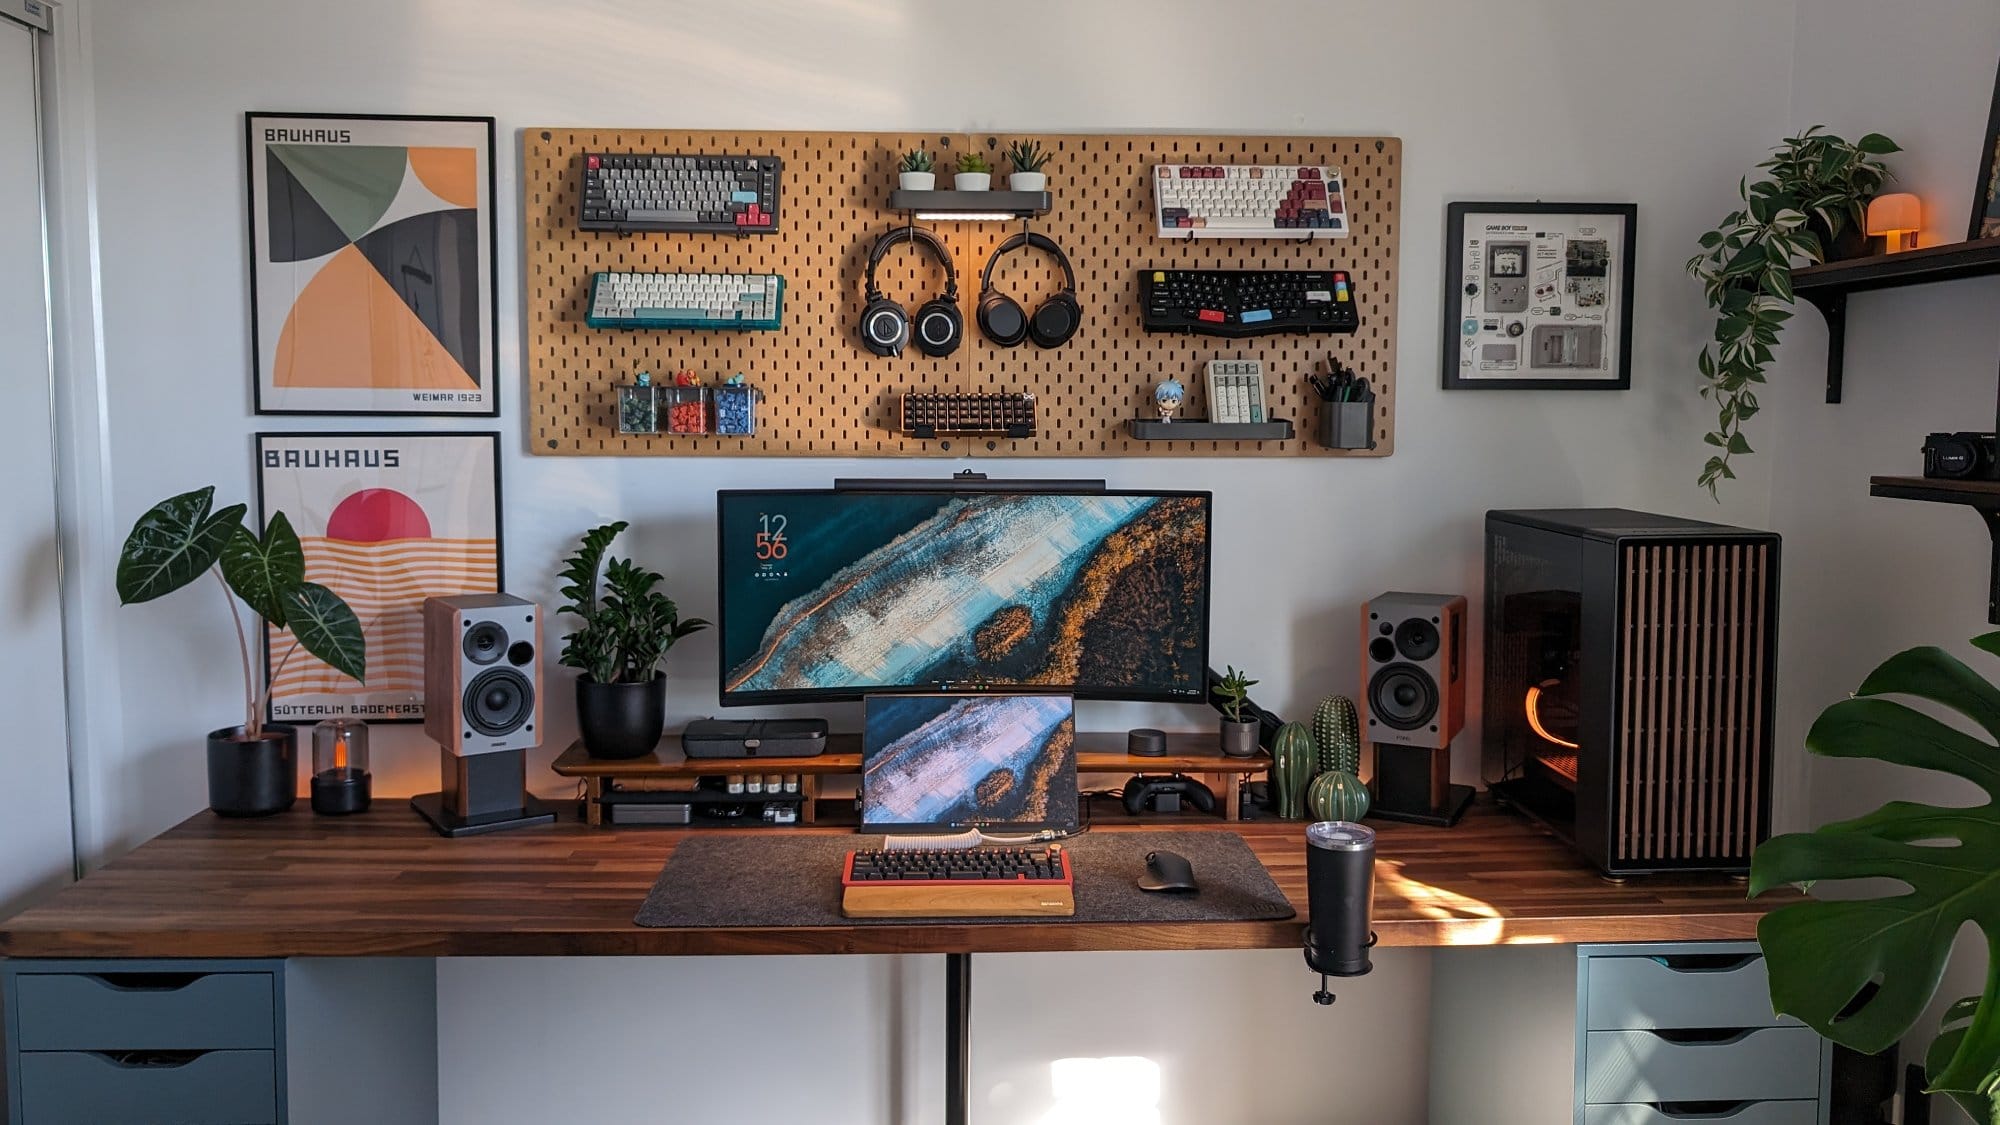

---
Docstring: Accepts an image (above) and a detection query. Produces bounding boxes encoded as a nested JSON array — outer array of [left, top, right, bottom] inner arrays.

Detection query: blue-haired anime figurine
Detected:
[[1153, 378, 1185, 422]]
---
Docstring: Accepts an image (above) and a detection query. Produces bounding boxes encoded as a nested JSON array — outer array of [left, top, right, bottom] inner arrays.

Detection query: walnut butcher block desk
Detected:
[[0, 802, 1774, 959]]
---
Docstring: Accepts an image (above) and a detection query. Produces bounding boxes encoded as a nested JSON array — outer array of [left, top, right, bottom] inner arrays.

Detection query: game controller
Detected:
[[1123, 774, 1218, 816]]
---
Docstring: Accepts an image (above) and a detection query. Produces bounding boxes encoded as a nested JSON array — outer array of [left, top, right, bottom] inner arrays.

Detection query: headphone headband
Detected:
[[979, 231, 1076, 295], [866, 226, 958, 300]]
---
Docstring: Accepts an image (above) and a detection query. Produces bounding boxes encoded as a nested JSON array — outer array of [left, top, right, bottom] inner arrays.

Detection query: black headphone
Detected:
[[860, 227, 962, 358], [978, 232, 1081, 348]]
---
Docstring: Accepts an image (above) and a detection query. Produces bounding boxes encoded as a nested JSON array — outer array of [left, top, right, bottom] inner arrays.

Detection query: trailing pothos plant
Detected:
[[1687, 127, 1899, 498], [117, 486, 366, 739], [1750, 634, 2000, 1121], [556, 521, 708, 685]]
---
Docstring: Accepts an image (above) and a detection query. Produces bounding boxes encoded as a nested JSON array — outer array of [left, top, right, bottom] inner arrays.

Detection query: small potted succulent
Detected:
[[558, 521, 708, 759], [1215, 665, 1260, 757], [1006, 139, 1049, 192], [898, 149, 935, 191], [953, 150, 992, 192], [117, 487, 367, 816]]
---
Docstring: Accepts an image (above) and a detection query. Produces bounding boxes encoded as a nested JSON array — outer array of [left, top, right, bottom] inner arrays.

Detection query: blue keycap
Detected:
[[1241, 309, 1273, 323], [634, 307, 706, 320], [731, 190, 758, 203]]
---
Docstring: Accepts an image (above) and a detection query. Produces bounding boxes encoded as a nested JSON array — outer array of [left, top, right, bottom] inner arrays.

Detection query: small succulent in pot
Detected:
[[1215, 665, 1260, 757], [1006, 139, 1049, 192], [953, 150, 993, 191], [898, 148, 935, 191]]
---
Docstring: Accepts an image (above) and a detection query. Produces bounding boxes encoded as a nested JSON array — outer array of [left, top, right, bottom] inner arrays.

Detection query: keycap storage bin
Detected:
[[714, 381, 758, 436], [618, 377, 659, 435], [664, 385, 709, 434]]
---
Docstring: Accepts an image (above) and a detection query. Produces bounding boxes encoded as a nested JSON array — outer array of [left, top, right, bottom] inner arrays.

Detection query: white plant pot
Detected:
[[1008, 172, 1046, 193], [953, 172, 991, 191], [898, 171, 935, 191]]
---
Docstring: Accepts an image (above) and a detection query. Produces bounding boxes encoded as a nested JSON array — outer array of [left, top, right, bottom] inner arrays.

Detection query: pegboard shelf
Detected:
[[888, 189, 1050, 218], [523, 129, 1401, 458], [1128, 418, 1295, 441]]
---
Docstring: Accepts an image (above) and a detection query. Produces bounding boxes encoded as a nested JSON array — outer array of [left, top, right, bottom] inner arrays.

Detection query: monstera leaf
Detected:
[[116, 486, 247, 604], [281, 582, 366, 685], [219, 513, 305, 628], [1750, 634, 2000, 1119]]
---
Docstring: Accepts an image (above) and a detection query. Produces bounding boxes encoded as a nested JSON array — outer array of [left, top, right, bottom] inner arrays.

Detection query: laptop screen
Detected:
[[860, 694, 1079, 834]]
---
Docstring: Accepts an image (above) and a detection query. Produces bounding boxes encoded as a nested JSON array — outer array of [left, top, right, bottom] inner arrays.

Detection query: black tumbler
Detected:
[[1303, 820, 1376, 978]]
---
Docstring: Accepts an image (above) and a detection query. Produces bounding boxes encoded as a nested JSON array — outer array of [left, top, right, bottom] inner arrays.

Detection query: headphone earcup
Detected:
[[1027, 292, 1081, 348], [912, 297, 963, 358], [860, 297, 910, 357], [978, 289, 1029, 348]]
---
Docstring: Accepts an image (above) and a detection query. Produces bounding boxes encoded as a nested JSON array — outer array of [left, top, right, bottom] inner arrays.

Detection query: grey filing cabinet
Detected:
[[1577, 943, 1831, 1125], [2, 959, 286, 1124]]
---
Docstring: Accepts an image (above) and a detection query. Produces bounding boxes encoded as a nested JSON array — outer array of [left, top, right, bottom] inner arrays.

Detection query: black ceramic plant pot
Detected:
[[1219, 719, 1261, 758], [206, 725, 297, 817], [577, 673, 666, 760], [1810, 215, 1870, 263]]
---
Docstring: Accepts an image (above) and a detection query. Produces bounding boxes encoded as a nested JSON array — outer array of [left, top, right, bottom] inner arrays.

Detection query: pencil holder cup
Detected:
[[1319, 402, 1375, 450]]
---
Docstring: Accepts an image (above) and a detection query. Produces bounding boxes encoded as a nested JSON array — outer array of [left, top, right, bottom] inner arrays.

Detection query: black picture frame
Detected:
[[246, 112, 500, 417], [254, 431, 505, 724], [1441, 201, 1637, 391], [1971, 57, 2000, 241]]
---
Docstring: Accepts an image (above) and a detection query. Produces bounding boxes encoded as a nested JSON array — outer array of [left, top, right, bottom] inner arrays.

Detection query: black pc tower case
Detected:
[[1484, 509, 1780, 875]]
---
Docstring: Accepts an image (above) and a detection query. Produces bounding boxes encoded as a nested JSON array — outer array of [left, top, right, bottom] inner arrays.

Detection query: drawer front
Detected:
[[1584, 1101, 1819, 1125], [17, 1049, 278, 1125], [1587, 953, 1791, 1030], [12, 970, 275, 1051], [1584, 1027, 1822, 1104]]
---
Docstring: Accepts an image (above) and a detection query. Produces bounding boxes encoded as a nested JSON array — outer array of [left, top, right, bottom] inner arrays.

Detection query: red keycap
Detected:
[[1199, 309, 1224, 322], [1180, 167, 1194, 178], [1177, 217, 1193, 228], [1334, 271, 1349, 281], [587, 155, 601, 170]]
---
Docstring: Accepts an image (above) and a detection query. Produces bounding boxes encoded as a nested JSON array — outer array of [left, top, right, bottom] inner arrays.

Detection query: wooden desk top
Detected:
[[0, 801, 1774, 960]]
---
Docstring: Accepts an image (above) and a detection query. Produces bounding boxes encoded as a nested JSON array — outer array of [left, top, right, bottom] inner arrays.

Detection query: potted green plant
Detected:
[[1215, 665, 1260, 757], [117, 487, 366, 816], [1749, 633, 2000, 1121], [1005, 139, 1048, 193], [953, 150, 992, 192], [558, 521, 708, 759], [1686, 127, 1899, 498], [898, 148, 935, 191]]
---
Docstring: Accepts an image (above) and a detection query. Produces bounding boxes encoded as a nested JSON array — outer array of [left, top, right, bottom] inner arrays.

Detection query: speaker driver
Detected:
[[463, 621, 508, 665], [464, 668, 535, 736], [1368, 663, 1439, 730], [1394, 618, 1441, 661]]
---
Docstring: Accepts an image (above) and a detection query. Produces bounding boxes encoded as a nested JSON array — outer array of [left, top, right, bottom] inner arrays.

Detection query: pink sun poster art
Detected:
[[257, 432, 501, 723]]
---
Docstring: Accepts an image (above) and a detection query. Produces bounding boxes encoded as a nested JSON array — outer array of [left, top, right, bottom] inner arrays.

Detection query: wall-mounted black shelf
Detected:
[[1127, 418, 1295, 441], [1870, 475, 2000, 622], [888, 189, 1051, 219], [1795, 236, 2000, 403]]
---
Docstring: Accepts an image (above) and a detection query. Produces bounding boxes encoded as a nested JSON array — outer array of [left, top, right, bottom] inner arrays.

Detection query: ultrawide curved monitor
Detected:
[[717, 486, 1212, 705]]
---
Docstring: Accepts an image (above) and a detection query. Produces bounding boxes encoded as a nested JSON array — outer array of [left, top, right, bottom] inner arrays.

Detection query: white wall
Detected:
[[64, 0, 1806, 1121], [1764, 2, 2000, 1118]]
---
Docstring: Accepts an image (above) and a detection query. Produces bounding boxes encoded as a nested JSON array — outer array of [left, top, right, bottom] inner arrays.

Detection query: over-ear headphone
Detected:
[[859, 227, 962, 358], [978, 232, 1081, 348]]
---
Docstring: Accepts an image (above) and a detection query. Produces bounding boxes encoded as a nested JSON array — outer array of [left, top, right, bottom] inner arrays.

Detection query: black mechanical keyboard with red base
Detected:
[[840, 845, 1076, 918]]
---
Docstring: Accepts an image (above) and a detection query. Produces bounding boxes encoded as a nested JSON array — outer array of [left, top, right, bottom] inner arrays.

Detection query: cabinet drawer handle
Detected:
[[1653, 1103, 1755, 1121], [90, 1049, 212, 1070], [82, 972, 208, 993], [1648, 953, 1759, 974], [1647, 1028, 1758, 1046]]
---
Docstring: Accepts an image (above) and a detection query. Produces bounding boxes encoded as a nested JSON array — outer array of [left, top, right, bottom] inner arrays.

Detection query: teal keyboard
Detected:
[[586, 271, 785, 330]]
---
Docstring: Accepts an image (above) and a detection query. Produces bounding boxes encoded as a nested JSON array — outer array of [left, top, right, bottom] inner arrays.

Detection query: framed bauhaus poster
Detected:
[[256, 432, 503, 723], [247, 113, 498, 415]]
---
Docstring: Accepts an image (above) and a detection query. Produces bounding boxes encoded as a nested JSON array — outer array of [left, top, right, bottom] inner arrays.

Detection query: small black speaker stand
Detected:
[[1367, 744, 1475, 827], [411, 747, 558, 837]]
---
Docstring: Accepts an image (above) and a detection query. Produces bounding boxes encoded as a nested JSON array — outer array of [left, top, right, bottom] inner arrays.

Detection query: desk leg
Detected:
[[946, 951, 970, 1125]]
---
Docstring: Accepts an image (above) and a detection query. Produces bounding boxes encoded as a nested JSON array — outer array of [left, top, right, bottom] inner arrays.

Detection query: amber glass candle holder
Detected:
[[310, 718, 371, 815]]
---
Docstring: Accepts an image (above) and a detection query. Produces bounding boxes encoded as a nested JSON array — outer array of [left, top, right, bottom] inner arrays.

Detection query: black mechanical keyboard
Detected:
[[580, 153, 782, 234], [1139, 268, 1359, 337], [840, 845, 1075, 918]]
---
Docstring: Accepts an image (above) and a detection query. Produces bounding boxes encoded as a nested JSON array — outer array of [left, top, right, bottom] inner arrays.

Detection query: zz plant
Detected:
[[557, 521, 707, 685], [117, 486, 365, 739], [1750, 634, 2000, 1120], [1687, 127, 1898, 498]]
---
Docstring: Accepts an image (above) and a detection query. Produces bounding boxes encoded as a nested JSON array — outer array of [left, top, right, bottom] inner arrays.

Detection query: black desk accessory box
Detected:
[[1485, 509, 1779, 876], [681, 718, 829, 758]]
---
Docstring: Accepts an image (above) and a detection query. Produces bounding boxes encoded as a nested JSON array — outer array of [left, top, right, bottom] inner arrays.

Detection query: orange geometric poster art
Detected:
[[248, 113, 497, 415], [258, 432, 502, 722]]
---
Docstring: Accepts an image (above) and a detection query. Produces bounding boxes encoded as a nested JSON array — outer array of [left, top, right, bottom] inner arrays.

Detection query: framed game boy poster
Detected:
[[1441, 202, 1637, 390], [247, 113, 499, 415]]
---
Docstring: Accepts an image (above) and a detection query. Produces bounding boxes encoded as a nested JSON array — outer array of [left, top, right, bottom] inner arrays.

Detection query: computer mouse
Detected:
[[1138, 849, 1198, 893]]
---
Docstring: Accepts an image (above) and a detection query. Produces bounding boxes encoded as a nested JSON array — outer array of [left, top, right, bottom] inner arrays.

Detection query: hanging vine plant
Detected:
[[1686, 127, 1898, 498]]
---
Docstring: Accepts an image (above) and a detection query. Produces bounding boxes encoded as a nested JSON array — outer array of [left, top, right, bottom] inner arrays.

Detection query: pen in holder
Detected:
[[1307, 357, 1376, 450]]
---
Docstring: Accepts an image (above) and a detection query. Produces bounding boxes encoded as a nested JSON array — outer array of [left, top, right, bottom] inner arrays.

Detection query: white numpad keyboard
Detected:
[[585, 271, 785, 331], [1152, 164, 1350, 239]]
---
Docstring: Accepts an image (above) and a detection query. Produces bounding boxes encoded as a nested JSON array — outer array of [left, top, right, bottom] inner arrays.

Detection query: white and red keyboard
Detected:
[[1152, 164, 1349, 239]]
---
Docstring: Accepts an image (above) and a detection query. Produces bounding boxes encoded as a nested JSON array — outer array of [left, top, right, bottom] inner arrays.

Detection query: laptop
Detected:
[[859, 693, 1080, 835]]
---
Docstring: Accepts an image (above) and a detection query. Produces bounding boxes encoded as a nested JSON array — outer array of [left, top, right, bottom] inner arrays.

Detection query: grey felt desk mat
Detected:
[[634, 830, 1296, 928]]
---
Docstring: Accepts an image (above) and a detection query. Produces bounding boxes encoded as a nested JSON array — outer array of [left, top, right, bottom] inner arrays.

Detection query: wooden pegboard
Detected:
[[522, 130, 1400, 457]]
